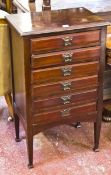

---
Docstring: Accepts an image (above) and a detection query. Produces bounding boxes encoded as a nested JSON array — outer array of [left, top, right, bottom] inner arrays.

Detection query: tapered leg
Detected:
[[15, 113, 21, 142], [26, 134, 33, 168], [93, 122, 101, 152]]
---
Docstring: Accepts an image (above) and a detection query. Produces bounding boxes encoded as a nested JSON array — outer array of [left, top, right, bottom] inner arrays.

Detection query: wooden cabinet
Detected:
[[6, 7, 108, 168]]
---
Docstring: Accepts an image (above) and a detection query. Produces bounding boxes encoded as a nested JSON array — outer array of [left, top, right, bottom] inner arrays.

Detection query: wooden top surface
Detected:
[[6, 7, 109, 36]]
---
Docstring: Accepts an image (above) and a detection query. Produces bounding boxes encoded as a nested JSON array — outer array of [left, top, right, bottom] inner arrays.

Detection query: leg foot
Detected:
[[15, 138, 22, 142], [28, 164, 34, 169], [71, 122, 82, 128], [93, 147, 99, 152]]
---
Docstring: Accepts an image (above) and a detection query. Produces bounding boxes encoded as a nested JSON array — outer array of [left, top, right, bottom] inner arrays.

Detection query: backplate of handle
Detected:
[[63, 52, 73, 63], [61, 95, 71, 104], [61, 82, 71, 90], [63, 36, 73, 46], [61, 67, 72, 76]]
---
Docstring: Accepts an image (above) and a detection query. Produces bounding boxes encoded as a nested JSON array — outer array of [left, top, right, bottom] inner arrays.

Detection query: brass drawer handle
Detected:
[[63, 52, 73, 63], [61, 82, 71, 90], [61, 67, 72, 76], [61, 109, 71, 117], [61, 95, 71, 104], [63, 37, 73, 46]]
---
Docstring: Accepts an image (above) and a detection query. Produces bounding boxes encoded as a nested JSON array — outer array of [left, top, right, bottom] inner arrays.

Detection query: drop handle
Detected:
[[63, 36, 73, 46], [63, 52, 73, 63], [61, 95, 71, 104], [61, 109, 71, 117], [61, 82, 71, 91], [61, 67, 72, 76]]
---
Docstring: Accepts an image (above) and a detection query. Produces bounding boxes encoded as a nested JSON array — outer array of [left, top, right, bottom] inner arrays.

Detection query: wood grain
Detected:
[[31, 30, 100, 54], [31, 61, 99, 84], [31, 46, 101, 69], [32, 89, 97, 114], [32, 75, 98, 100]]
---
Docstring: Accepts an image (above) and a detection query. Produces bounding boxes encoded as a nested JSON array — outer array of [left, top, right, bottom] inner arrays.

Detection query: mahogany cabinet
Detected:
[[6, 7, 109, 168]]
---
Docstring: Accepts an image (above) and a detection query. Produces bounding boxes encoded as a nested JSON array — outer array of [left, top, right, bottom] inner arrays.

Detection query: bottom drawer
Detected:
[[33, 102, 97, 125]]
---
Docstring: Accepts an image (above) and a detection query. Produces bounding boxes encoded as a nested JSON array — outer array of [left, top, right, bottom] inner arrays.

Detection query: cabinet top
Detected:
[[6, 7, 109, 36]]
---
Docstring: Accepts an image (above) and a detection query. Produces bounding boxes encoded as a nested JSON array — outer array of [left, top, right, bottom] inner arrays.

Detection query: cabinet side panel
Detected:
[[11, 30, 26, 119]]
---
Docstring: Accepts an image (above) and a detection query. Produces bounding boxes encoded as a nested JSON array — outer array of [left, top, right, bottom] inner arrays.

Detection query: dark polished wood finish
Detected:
[[31, 30, 100, 54], [32, 76, 98, 100], [31, 61, 99, 84], [31, 46, 101, 68], [6, 7, 108, 167]]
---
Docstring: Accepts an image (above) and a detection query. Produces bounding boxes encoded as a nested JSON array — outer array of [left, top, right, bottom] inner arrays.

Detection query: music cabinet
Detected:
[[6, 7, 109, 168]]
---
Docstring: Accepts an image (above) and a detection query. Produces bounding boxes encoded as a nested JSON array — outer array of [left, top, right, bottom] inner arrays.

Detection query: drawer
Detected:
[[33, 103, 97, 125], [31, 46, 101, 69], [32, 89, 97, 114], [32, 75, 98, 100], [31, 61, 99, 84], [31, 30, 100, 54]]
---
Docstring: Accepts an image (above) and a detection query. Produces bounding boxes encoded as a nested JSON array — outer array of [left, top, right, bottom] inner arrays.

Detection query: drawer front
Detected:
[[32, 75, 98, 100], [33, 103, 97, 125], [31, 61, 99, 84], [32, 89, 97, 114], [31, 46, 101, 69], [31, 30, 100, 54]]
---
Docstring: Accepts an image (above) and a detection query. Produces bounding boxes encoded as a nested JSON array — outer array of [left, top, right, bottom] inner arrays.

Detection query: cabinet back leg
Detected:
[[15, 113, 21, 142]]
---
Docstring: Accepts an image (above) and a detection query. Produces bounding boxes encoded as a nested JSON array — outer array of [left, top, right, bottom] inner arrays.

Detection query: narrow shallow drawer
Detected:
[[32, 103, 97, 125], [31, 46, 101, 69], [31, 30, 100, 54], [32, 89, 97, 114], [31, 61, 99, 84], [32, 75, 98, 100]]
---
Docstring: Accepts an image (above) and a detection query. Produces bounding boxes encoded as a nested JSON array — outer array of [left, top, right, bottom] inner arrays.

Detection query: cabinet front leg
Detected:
[[26, 134, 34, 168], [93, 122, 101, 152]]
